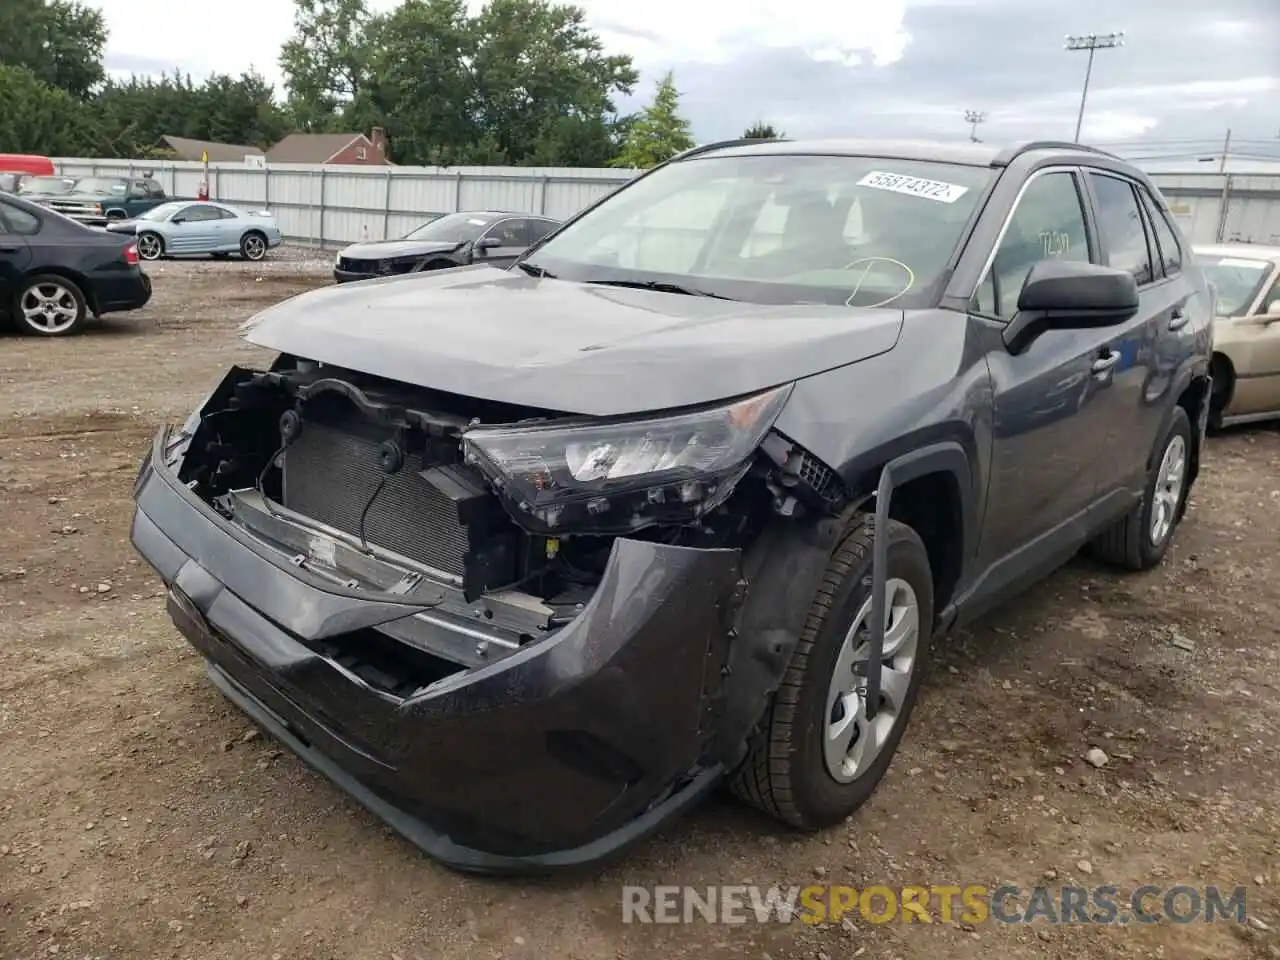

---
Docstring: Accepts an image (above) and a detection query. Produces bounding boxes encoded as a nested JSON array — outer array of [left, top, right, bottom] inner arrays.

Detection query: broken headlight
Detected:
[[462, 385, 792, 535]]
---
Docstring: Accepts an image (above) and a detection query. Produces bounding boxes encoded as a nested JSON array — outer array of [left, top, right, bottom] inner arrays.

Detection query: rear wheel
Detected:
[[13, 275, 88, 337], [729, 516, 933, 828], [136, 231, 164, 261], [1090, 406, 1192, 570], [240, 231, 267, 261]]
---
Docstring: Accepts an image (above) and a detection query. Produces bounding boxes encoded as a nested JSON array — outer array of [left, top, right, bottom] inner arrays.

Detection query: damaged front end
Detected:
[[131, 354, 849, 871]]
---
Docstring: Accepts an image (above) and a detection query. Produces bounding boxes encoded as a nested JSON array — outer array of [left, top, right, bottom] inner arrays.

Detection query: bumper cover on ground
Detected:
[[130, 428, 743, 872]]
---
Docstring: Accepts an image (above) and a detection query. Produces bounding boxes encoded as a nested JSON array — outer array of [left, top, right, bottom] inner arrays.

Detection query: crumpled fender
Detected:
[[710, 508, 860, 768]]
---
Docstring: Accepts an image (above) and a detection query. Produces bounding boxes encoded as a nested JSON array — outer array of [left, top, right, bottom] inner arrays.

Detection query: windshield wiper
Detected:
[[514, 261, 555, 279], [583, 278, 731, 299]]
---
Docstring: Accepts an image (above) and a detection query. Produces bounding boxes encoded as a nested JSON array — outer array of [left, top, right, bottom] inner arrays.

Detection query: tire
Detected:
[[136, 231, 164, 261], [729, 516, 934, 829], [240, 231, 267, 261], [1089, 406, 1192, 570], [12, 274, 88, 337]]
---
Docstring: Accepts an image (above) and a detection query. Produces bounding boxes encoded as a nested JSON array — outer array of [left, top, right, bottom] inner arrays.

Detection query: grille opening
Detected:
[[178, 362, 783, 616], [315, 627, 465, 697]]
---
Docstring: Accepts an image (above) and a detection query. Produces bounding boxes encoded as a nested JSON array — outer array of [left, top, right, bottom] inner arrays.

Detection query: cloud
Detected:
[[584, 0, 913, 68], [613, 0, 1279, 145], [84, 0, 1279, 149]]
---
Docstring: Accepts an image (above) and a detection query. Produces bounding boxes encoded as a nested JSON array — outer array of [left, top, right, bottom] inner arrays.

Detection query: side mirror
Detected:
[[1003, 260, 1139, 353], [171, 216, 186, 225], [1267, 301, 1280, 318], [475, 236, 502, 251]]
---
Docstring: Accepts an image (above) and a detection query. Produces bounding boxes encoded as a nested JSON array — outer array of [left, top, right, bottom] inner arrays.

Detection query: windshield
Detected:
[[1200, 256, 1274, 317], [522, 154, 995, 307], [19, 176, 75, 196], [72, 177, 127, 195], [405, 212, 493, 243], [140, 202, 187, 221]]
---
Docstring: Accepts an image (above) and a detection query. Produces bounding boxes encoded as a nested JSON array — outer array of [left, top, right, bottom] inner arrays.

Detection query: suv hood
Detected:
[[242, 265, 904, 417], [340, 239, 463, 260]]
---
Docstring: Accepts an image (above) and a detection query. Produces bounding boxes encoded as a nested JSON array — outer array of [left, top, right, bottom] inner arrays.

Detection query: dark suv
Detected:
[[129, 138, 1213, 873]]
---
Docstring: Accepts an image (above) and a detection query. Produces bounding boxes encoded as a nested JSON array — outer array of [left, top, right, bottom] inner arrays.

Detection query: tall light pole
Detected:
[[1065, 32, 1124, 143], [964, 110, 988, 143]]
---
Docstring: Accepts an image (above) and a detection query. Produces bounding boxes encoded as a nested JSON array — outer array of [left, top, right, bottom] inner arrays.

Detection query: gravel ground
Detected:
[[1, 252, 1278, 960]]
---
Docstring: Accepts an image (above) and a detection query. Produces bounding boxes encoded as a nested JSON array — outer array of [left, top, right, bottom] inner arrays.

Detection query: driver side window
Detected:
[[973, 171, 1091, 321]]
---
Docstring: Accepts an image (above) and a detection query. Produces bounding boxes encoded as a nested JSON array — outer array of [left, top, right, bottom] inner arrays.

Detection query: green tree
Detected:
[[278, 0, 373, 132], [0, 0, 106, 100], [277, 0, 638, 166], [0, 64, 102, 155], [611, 71, 694, 168], [362, 0, 479, 165], [466, 0, 637, 165], [743, 121, 783, 139], [95, 71, 291, 158]]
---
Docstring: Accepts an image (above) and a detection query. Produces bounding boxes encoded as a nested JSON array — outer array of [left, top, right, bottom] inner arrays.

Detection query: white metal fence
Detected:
[[51, 158, 636, 247], [51, 157, 1280, 250]]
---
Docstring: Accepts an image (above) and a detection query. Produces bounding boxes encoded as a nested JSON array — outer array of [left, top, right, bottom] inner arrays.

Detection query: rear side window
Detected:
[[528, 218, 557, 242], [0, 201, 41, 235], [1139, 189, 1183, 277], [972, 170, 1092, 320], [1089, 173, 1155, 285]]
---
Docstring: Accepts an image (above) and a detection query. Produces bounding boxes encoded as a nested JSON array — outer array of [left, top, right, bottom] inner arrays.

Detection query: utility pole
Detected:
[[964, 110, 988, 143], [1065, 31, 1124, 143]]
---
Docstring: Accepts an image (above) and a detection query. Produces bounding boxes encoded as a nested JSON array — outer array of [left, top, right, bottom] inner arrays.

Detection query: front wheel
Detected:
[[240, 231, 267, 261], [12, 275, 88, 337], [730, 516, 934, 828], [1089, 406, 1192, 570]]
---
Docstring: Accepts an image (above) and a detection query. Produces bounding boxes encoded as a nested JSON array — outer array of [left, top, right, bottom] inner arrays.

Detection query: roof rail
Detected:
[[992, 140, 1120, 166], [672, 137, 791, 161]]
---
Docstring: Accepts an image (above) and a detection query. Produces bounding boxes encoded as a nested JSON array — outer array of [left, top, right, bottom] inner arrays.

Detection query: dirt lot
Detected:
[[2, 254, 1279, 960]]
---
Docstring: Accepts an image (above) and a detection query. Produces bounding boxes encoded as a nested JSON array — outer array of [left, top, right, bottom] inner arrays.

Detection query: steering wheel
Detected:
[[840, 257, 916, 308]]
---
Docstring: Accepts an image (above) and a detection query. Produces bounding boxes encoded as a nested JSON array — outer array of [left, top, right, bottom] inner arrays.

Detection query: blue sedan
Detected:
[[106, 200, 283, 261]]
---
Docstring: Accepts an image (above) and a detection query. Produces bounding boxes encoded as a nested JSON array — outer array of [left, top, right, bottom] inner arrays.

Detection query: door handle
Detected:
[[1091, 351, 1119, 376], [1168, 307, 1189, 331], [0, 244, 21, 253]]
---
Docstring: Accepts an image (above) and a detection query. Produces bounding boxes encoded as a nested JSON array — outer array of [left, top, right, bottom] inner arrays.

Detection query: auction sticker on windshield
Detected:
[[857, 171, 970, 203]]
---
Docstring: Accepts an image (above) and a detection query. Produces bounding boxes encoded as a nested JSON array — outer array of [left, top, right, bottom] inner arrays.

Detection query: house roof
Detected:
[[161, 135, 264, 163], [265, 132, 371, 164]]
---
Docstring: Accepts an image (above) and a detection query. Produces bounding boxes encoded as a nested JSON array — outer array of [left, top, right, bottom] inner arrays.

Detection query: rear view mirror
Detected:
[[1004, 260, 1139, 353]]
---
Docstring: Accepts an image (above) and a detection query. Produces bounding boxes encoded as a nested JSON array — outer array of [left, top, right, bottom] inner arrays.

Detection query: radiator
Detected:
[[281, 419, 471, 576]]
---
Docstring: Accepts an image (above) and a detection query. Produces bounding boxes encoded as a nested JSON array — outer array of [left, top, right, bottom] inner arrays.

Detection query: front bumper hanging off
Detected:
[[131, 427, 747, 873]]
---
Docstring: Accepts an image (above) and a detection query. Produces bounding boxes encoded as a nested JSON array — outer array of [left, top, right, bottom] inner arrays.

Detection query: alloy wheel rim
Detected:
[[244, 236, 265, 259], [138, 234, 161, 259], [824, 577, 920, 784], [1149, 433, 1187, 546], [20, 283, 79, 333]]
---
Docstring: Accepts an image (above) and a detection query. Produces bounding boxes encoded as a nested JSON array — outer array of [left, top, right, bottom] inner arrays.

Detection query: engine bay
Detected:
[[171, 354, 845, 648]]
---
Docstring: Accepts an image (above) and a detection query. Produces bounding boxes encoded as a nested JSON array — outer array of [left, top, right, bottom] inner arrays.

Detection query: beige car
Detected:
[[1195, 244, 1280, 427]]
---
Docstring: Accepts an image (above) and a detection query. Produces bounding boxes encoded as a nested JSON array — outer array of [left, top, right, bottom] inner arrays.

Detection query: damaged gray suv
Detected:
[[130, 138, 1213, 873]]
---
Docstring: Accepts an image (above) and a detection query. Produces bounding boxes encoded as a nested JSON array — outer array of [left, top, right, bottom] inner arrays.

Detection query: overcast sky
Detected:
[[89, 0, 1279, 150]]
